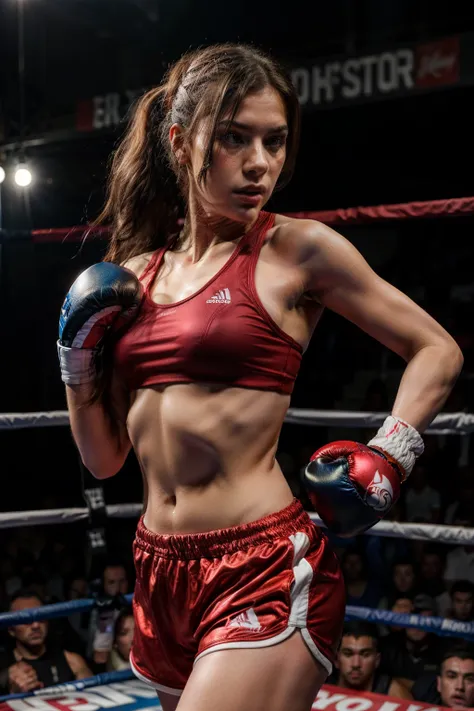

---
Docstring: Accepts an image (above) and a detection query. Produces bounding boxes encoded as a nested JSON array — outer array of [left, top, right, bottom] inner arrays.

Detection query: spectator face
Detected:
[[421, 553, 443, 580], [391, 596, 414, 631], [343, 554, 364, 583], [393, 563, 415, 593], [67, 577, 88, 600], [8, 597, 47, 652], [438, 657, 474, 708], [103, 566, 128, 597], [452, 592, 474, 622], [392, 597, 414, 615], [115, 614, 134, 661], [406, 609, 431, 643], [337, 635, 380, 689]]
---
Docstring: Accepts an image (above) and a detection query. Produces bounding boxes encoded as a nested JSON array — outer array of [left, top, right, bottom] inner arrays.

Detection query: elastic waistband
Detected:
[[135, 498, 316, 559]]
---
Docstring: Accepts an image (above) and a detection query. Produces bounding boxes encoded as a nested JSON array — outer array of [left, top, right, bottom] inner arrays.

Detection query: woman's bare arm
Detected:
[[296, 220, 463, 431], [66, 372, 132, 479]]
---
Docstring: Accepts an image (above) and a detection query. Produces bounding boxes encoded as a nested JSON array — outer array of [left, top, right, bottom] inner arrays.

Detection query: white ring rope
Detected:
[[1, 406, 472, 543], [0, 410, 70, 429], [284, 408, 474, 435], [0, 504, 143, 529], [1, 408, 473, 433], [1, 505, 473, 545]]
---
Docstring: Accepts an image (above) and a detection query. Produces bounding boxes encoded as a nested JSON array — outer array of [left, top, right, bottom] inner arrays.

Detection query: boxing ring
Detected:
[[1, 194, 474, 709]]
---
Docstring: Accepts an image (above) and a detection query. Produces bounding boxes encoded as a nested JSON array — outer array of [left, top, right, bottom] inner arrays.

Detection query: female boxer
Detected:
[[57, 43, 463, 711]]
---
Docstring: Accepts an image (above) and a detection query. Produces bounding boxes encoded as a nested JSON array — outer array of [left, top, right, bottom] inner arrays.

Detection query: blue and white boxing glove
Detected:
[[303, 416, 424, 537], [57, 262, 142, 385]]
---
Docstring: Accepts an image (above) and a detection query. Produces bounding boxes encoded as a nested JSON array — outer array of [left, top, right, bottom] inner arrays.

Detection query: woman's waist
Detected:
[[128, 383, 293, 532], [136, 497, 318, 559], [142, 464, 294, 535]]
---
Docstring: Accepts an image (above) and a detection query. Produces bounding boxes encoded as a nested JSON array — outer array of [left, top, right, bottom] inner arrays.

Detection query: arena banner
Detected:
[[73, 32, 474, 133], [315, 684, 449, 711], [289, 33, 474, 109], [2, 31, 474, 149], [76, 88, 146, 132], [0, 680, 450, 711]]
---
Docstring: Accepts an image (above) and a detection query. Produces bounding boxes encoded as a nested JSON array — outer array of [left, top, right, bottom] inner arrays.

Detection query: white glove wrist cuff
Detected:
[[57, 341, 96, 385], [367, 415, 424, 477]]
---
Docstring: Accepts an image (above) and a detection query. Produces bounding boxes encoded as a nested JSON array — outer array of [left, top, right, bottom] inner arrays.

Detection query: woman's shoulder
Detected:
[[267, 212, 338, 268], [271, 213, 338, 253], [121, 251, 156, 279], [273, 212, 325, 236]]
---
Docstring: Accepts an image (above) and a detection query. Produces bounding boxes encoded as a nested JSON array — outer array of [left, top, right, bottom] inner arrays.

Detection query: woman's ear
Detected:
[[169, 123, 188, 165]]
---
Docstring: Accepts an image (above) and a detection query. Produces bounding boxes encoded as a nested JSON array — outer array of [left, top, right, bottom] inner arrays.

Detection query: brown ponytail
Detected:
[[96, 52, 196, 264]]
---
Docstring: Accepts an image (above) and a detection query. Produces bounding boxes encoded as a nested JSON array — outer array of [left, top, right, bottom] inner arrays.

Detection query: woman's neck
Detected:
[[178, 195, 256, 263]]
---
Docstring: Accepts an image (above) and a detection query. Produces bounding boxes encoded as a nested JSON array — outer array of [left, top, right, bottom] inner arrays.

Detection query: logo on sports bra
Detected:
[[206, 288, 231, 304]]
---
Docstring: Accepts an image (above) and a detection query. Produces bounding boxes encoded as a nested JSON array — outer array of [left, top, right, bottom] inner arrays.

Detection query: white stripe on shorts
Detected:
[[194, 531, 333, 675]]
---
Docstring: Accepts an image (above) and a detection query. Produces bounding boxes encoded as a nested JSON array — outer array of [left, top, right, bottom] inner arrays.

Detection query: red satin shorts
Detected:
[[130, 498, 345, 697]]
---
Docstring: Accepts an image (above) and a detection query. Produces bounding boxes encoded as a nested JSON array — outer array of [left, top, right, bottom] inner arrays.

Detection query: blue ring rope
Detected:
[[345, 605, 474, 641], [0, 669, 135, 702], [1, 593, 474, 640], [0, 593, 133, 628]]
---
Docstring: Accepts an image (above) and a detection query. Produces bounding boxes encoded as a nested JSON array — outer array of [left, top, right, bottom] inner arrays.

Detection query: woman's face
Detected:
[[115, 615, 134, 661], [185, 86, 288, 224]]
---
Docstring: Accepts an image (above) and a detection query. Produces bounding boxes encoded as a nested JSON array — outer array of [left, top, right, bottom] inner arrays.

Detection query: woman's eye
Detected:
[[219, 132, 286, 150], [266, 136, 286, 150], [221, 132, 243, 145]]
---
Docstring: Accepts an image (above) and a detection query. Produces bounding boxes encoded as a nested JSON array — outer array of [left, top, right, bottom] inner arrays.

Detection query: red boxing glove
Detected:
[[303, 441, 403, 537]]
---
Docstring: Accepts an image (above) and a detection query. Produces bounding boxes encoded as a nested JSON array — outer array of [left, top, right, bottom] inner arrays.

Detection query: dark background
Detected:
[[0, 0, 473, 518]]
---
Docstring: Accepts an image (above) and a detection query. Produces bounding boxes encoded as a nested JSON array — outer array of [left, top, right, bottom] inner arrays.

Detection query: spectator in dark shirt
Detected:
[[342, 550, 381, 608], [58, 574, 90, 657], [106, 607, 134, 671], [0, 589, 92, 695], [438, 644, 474, 708], [380, 559, 417, 610], [418, 546, 446, 597], [447, 581, 474, 623], [332, 621, 412, 699], [89, 560, 130, 666], [380, 594, 414, 636], [379, 593, 442, 688], [413, 643, 474, 708], [417, 546, 450, 616]]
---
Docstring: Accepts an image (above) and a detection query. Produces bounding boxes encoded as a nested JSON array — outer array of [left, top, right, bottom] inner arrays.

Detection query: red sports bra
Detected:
[[114, 211, 303, 394]]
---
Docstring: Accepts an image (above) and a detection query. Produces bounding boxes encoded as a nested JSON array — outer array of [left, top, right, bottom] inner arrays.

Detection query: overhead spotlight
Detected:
[[14, 165, 32, 187], [0, 167, 5, 184]]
